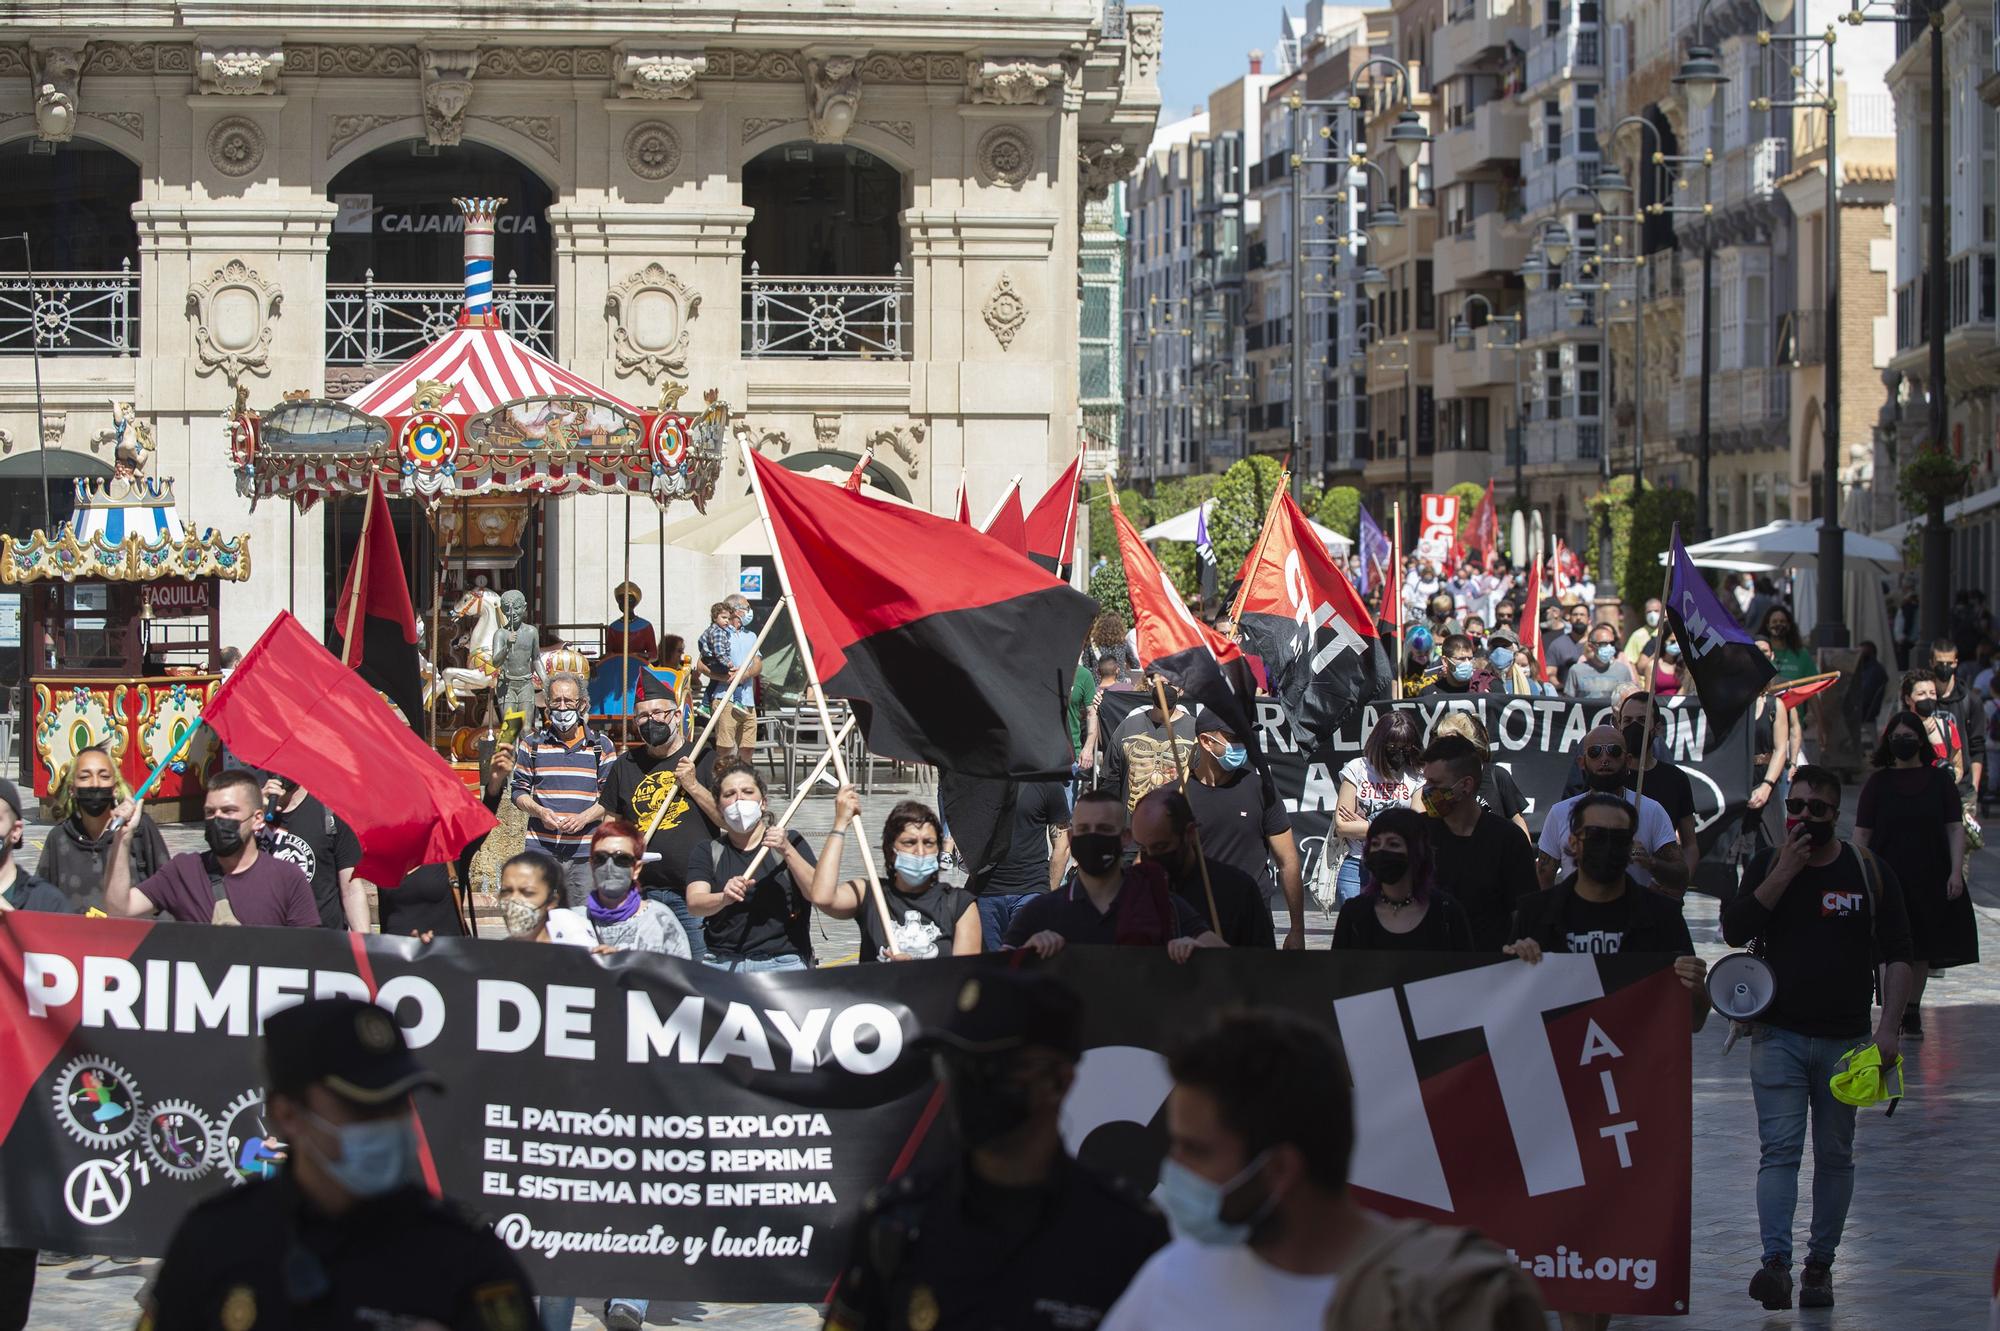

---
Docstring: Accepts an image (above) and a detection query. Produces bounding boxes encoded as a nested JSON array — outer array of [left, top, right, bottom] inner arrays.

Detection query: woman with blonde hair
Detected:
[[38, 746, 170, 912]]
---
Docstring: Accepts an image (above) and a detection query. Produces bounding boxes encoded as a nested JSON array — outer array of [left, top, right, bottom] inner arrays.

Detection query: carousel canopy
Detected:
[[342, 322, 639, 419], [1, 474, 251, 585]]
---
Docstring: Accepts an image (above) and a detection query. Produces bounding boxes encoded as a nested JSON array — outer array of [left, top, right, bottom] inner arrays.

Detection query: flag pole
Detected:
[[1390, 502, 1404, 701], [427, 507, 447, 750], [1057, 454, 1081, 576], [736, 714, 858, 879], [341, 472, 378, 669], [1154, 674, 1222, 937], [1637, 539, 1672, 803], [977, 475, 1022, 532], [742, 444, 900, 945], [621, 494, 633, 747], [1228, 468, 1290, 625]]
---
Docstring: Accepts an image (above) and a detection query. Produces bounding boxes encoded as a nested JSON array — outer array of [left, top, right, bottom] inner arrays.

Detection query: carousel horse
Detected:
[[433, 586, 504, 708]]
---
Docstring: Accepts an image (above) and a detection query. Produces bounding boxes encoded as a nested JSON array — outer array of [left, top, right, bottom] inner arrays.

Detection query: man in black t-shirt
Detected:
[[259, 776, 364, 930], [1131, 788, 1274, 947], [603, 694, 718, 956], [1617, 691, 1700, 877], [1721, 765, 1914, 1313], [1184, 714, 1304, 949], [1003, 790, 1221, 956], [967, 780, 1071, 952], [1102, 682, 1197, 811], [1419, 736, 1540, 951]]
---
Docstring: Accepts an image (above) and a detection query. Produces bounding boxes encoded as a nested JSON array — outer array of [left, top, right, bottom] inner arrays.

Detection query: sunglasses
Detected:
[[590, 851, 639, 869], [1584, 743, 1625, 759], [1784, 798, 1837, 819]]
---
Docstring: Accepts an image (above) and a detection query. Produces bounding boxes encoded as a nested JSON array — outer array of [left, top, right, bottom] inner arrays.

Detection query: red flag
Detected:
[[1235, 493, 1394, 745], [841, 450, 871, 494], [1024, 454, 1082, 574], [1522, 562, 1547, 683], [330, 475, 425, 730], [980, 480, 1029, 557], [1775, 672, 1838, 712], [954, 472, 972, 525], [1468, 481, 1499, 564], [203, 612, 498, 886], [748, 450, 1095, 779]]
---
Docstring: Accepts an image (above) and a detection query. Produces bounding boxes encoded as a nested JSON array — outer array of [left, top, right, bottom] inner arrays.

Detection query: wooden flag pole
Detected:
[[621, 495, 633, 748], [340, 473, 377, 668], [1390, 502, 1404, 700], [977, 475, 1023, 532], [741, 441, 900, 945], [1228, 469, 1290, 625], [738, 715, 859, 879], [1636, 556, 1672, 803], [1154, 675, 1222, 937]]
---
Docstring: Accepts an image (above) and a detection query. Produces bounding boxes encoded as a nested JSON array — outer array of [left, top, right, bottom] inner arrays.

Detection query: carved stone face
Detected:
[[430, 82, 471, 123], [500, 589, 527, 628]]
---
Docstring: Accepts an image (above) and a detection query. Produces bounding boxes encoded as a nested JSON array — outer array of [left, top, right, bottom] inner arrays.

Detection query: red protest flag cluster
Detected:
[[1023, 454, 1081, 577], [330, 475, 426, 731], [980, 478, 1030, 557]]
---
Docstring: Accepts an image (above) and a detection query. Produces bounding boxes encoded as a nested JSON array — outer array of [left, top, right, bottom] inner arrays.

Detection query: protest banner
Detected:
[[0, 917, 1690, 1315], [1419, 491, 1461, 555]]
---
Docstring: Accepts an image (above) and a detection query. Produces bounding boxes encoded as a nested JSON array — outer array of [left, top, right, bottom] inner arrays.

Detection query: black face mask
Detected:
[[639, 719, 675, 748], [1144, 842, 1191, 879], [1800, 817, 1837, 848], [1070, 832, 1123, 876], [1888, 732, 1923, 761], [1363, 850, 1410, 884], [1586, 768, 1628, 794], [74, 787, 115, 817], [205, 815, 248, 858], [939, 1054, 1038, 1147], [1577, 830, 1634, 883], [1621, 721, 1647, 757], [1914, 697, 1938, 718]]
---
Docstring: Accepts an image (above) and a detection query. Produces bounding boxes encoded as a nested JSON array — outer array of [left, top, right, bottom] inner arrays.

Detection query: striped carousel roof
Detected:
[[341, 321, 639, 419]]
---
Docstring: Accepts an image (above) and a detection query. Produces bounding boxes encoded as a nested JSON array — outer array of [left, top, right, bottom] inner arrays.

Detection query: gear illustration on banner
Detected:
[[213, 1090, 284, 1187], [143, 1099, 218, 1180], [50, 1055, 143, 1150]]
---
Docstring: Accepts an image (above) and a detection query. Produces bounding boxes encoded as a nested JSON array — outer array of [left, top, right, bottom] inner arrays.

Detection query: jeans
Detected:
[[644, 890, 705, 958], [544, 854, 593, 910], [537, 1296, 574, 1331], [1751, 1024, 1861, 1266], [1334, 856, 1364, 904], [703, 952, 808, 972], [975, 893, 1040, 952]]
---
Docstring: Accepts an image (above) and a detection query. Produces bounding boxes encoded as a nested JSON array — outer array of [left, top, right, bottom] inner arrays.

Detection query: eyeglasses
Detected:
[[1584, 743, 1625, 759], [1784, 798, 1838, 819], [590, 851, 638, 869]]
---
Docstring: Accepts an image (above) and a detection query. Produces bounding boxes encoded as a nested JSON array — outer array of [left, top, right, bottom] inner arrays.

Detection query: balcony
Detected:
[[326, 274, 553, 365], [1524, 417, 1603, 466], [1720, 137, 1790, 209], [742, 267, 914, 360], [1437, 0, 1526, 75], [1525, 25, 1601, 92], [1438, 331, 1525, 397], [1781, 308, 1826, 367], [1437, 211, 1531, 290], [1896, 276, 1927, 354], [1440, 100, 1529, 180], [1948, 247, 1997, 332], [0, 262, 139, 357], [1523, 152, 1602, 216]]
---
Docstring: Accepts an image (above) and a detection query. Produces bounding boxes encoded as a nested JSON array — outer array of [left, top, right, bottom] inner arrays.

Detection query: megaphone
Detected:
[[1707, 952, 1777, 1022]]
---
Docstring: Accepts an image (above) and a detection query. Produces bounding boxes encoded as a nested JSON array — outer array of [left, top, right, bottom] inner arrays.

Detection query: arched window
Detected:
[[0, 140, 141, 355]]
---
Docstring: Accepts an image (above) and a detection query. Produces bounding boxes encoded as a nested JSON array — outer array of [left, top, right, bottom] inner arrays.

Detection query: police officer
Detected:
[[140, 997, 535, 1331], [824, 970, 1168, 1331]]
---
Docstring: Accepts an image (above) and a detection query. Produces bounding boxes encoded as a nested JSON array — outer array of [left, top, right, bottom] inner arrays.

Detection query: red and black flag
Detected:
[[748, 451, 1096, 779], [1024, 454, 1082, 577], [330, 474, 425, 731], [1234, 490, 1394, 748], [981, 479, 1030, 558]]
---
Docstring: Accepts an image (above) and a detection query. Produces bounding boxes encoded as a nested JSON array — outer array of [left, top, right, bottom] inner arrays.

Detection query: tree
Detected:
[[1314, 485, 1361, 543], [1209, 455, 1286, 576], [1446, 482, 1487, 555], [1586, 477, 1697, 612], [1088, 555, 1130, 622]]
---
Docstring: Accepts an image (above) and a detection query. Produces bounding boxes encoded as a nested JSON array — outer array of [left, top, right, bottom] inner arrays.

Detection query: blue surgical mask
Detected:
[[736, 606, 753, 628], [1488, 646, 1516, 673], [1450, 661, 1475, 683], [1664, 639, 1682, 658], [1155, 1152, 1275, 1245], [1218, 743, 1249, 771], [1595, 644, 1616, 665], [305, 1109, 417, 1199], [894, 852, 938, 886]]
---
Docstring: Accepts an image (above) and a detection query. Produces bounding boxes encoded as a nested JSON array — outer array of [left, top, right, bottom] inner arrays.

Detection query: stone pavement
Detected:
[[15, 784, 2000, 1329]]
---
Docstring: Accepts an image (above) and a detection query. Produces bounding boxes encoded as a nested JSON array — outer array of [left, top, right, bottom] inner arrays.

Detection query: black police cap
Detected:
[[264, 997, 443, 1106], [917, 969, 1083, 1059]]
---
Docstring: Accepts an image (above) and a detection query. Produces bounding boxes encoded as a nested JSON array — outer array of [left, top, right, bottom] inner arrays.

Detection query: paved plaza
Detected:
[[15, 785, 2000, 1329]]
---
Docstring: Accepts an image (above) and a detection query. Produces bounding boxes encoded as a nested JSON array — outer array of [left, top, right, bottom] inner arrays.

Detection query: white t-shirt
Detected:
[[1336, 757, 1419, 857], [546, 901, 692, 958], [1537, 789, 1678, 886], [1101, 1239, 1339, 1331]]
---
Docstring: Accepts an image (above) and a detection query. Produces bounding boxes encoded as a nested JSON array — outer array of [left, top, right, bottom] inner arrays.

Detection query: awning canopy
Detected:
[[1659, 519, 1903, 570], [1141, 499, 1354, 552]]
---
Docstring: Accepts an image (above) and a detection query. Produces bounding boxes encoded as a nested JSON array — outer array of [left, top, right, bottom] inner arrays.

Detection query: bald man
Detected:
[[1534, 725, 1689, 895]]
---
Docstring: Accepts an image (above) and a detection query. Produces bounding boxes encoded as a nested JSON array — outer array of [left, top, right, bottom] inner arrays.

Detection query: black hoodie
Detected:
[[36, 811, 170, 913]]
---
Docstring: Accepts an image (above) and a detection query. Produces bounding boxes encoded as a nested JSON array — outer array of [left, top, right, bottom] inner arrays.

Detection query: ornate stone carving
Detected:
[[198, 45, 283, 95], [30, 44, 82, 143], [606, 263, 700, 381], [976, 124, 1036, 188], [1079, 138, 1140, 201], [81, 44, 193, 75], [1125, 9, 1163, 86], [187, 259, 282, 382], [328, 113, 405, 157], [623, 121, 681, 180], [742, 117, 800, 144], [476, 47, 613, 78], [287, 45, 422, 77], [863, 422, 926, 478], [206, 117, 266, 177], [716, 51, 803, 81], [862, 119, 914, 147], [421, 47, 478, 147], [712, 50, 958, 84], [805, 55, 862, 144], [41, 411, 66, 450], [730, 421, 794, 473], [813, 414, 840, 447], [618, 49, 706, 99], [857, 52, 963, 83], [982, 272, 1027, 350], [0, 426, 10, 454], [476, 114, 558, 160], [90, 401, 154, 468], [82, 110, 143, 138], [967, 58, 1065, 106]]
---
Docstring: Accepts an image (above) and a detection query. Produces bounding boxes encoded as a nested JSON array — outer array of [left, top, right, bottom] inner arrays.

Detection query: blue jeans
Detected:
[[537, 1296, 574, 1330], [703, 952, 808, 972], [975, 893, 1040, 952], [644, 890, 705, 958], [1751, 1024, 1860, 1266], [1334, 856, 1364, 904]]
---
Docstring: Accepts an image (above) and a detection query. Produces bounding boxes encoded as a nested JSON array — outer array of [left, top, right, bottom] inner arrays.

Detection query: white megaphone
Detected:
[[1707, 951, 1777, 1054]]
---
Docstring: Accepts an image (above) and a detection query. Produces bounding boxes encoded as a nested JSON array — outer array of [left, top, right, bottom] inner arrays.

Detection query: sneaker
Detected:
[[1748, 1257, 1793, 1310], [1902, 1007, 1925, 1041], [605, 1299, 646, 1330], [1800, 1261, 1834, 1309], [35, 1252, 81, 1267]]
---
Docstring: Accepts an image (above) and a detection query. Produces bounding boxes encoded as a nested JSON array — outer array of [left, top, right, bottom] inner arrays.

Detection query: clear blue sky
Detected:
[[1152, 0, 1373, 125]]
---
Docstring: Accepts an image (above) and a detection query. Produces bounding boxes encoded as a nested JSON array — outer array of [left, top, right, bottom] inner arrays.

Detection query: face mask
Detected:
[[1156, 1152, 1276, 1246], [1216, 743, 1249, 771], [735, 607, 753, 628], [1576, 830, 1634, 883], [1787, 816, 1837, 848], [1070, 831, 1123, 876], [1594, 644, 1616, 665], [638, 719, 675, 748], [1914, 697, 1938, 718], [1664, 639, 1682, 658], [498, 895, 546, 938], [894, 852, 939, 886], [722, 799, 763, 834], [1570, 622, 1588, 638], [204, 815, 247, 857], [304, 1110, 417, 1199], [1621, 721, 1646, 756], [1646, 610, 1661, 628], [1449, 661, 1475, 684], [1888, 732, 1923, 760], [1420, 783, 1461, 817], [1487, 647, 1515, 674], [549, 707, 580, 733], [592, 860, 631, 900], [938, 1053, 1037, 1147], [1364, 849, 1410, 883], [74, 786, 115, 816]]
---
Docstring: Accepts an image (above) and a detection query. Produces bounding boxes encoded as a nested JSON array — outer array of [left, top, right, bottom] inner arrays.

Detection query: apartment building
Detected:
[[1125, 111, 1209, 482]]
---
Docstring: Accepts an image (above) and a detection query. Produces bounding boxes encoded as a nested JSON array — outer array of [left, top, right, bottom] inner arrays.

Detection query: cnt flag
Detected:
[[1234, 491, 1394, 748], [329, 474, 425, 731], [1357, 503, 1391, 599], [1195, 502, 1219, 608], [1023, 454, 1082, 577], [748, 449, 1094, 779], [1663, 524, 1775, 752]]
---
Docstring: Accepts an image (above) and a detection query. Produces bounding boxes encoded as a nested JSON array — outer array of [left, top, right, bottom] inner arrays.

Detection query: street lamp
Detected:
[[1669, 0, 1732, 541], [1540, 221, 1574, 267], [1565, 291, 1593, 326], [1387, 109, 1431, 168], [1360, 264, 1389, 298], [1520, 253, 1549, 291], [1458, 293, 1528, 514], [1673, 46, 1726, 112]]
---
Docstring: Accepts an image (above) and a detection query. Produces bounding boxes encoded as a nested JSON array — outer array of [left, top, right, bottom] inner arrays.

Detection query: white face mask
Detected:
[[722, 799, 763, 833]]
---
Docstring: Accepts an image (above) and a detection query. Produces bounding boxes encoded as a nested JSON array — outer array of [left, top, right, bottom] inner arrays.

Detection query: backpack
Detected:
[[1325, 1213, 1546, 1331]]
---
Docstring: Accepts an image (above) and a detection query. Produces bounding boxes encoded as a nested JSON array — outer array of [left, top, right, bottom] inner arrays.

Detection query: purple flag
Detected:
[[1357, 504, 1391, 599], [1664, 524, 1776, 753]]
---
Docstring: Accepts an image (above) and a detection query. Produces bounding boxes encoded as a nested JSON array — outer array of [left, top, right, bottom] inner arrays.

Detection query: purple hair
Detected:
[[1359, 807, 1435, 905]]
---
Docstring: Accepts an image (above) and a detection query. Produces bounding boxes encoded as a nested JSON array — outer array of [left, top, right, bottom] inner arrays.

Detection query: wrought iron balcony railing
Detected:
[[0, 261, 139, 356], [743, 265, 914, 360], [326, 274, 555, 364]]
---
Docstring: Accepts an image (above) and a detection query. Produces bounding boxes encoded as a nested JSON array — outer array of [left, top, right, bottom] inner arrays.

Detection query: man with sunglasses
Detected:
[[1722, 764, 1914, 1312], [547, 819, 691, 959], [1535, 727, 1687, 894]]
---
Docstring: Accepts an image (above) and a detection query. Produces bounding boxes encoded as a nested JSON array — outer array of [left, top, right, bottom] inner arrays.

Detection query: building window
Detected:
[[1416, 261, 1435, 330]]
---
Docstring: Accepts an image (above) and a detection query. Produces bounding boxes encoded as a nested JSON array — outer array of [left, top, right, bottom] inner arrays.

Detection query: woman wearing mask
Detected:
[[1904, 672, 1966, 782], [813, 786, 980, 960], [1652, 633, 1685, 698], [685, 764, 821, 971], [1479, 630, 1539, 697], [1761, 607, 1815, 683], [546, 820, 691, 958], [1332, 712, 1424, 902], [1856, 711, 1975, 1042], [1432, 711, 1531, 834], [37, 746, 170, 912], [1330, 808, 1474, 950]]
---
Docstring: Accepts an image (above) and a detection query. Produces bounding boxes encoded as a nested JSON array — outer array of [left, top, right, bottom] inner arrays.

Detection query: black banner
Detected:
[[0, 916, 1692, 1315]]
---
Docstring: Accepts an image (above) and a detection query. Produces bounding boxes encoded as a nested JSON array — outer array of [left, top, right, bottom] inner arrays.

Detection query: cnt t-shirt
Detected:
[[603, 743, 716, 896], [1100, 1238, 1339, 1331], [262, 794, 363, 929], [686, 831, 819, 961], [136, 850, 319, 927], [1184, 769, 1289, 895]]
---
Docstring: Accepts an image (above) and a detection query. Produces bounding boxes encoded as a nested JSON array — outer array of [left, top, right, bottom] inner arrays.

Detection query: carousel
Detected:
[[1, 414, 251, 811], [231, 196, 721, 765]]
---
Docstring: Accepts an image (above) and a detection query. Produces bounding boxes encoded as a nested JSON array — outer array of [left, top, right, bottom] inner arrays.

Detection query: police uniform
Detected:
[[140, 998, 535, 1331], [823, 973, 1169, 1331]]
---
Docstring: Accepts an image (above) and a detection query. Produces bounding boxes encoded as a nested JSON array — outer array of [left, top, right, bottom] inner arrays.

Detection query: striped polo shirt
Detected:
[[511, 725, 616, 859]]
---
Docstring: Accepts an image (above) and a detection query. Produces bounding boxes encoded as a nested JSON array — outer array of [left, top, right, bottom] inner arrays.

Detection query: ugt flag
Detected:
[[1357, 503, 1391, 599], [1235, 492, 1395, 748], [1663, 524, 1775, 752]]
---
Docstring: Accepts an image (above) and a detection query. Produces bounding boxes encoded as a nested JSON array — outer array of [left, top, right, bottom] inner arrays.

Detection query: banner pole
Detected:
[[738, 715, 858, 879], [1637, 548, 1672, 802], [977, 475, 1022, 533], [742, 443, 900, 945], [1391, 502, 1404, 701], [1154, 676, 1221, 936], [621, 495, 633, 748], [1058, 454, 1081, 577], [1228, 468, 1290, 625], [427, 504, 449, 751], [340, 473, 377, 669]]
